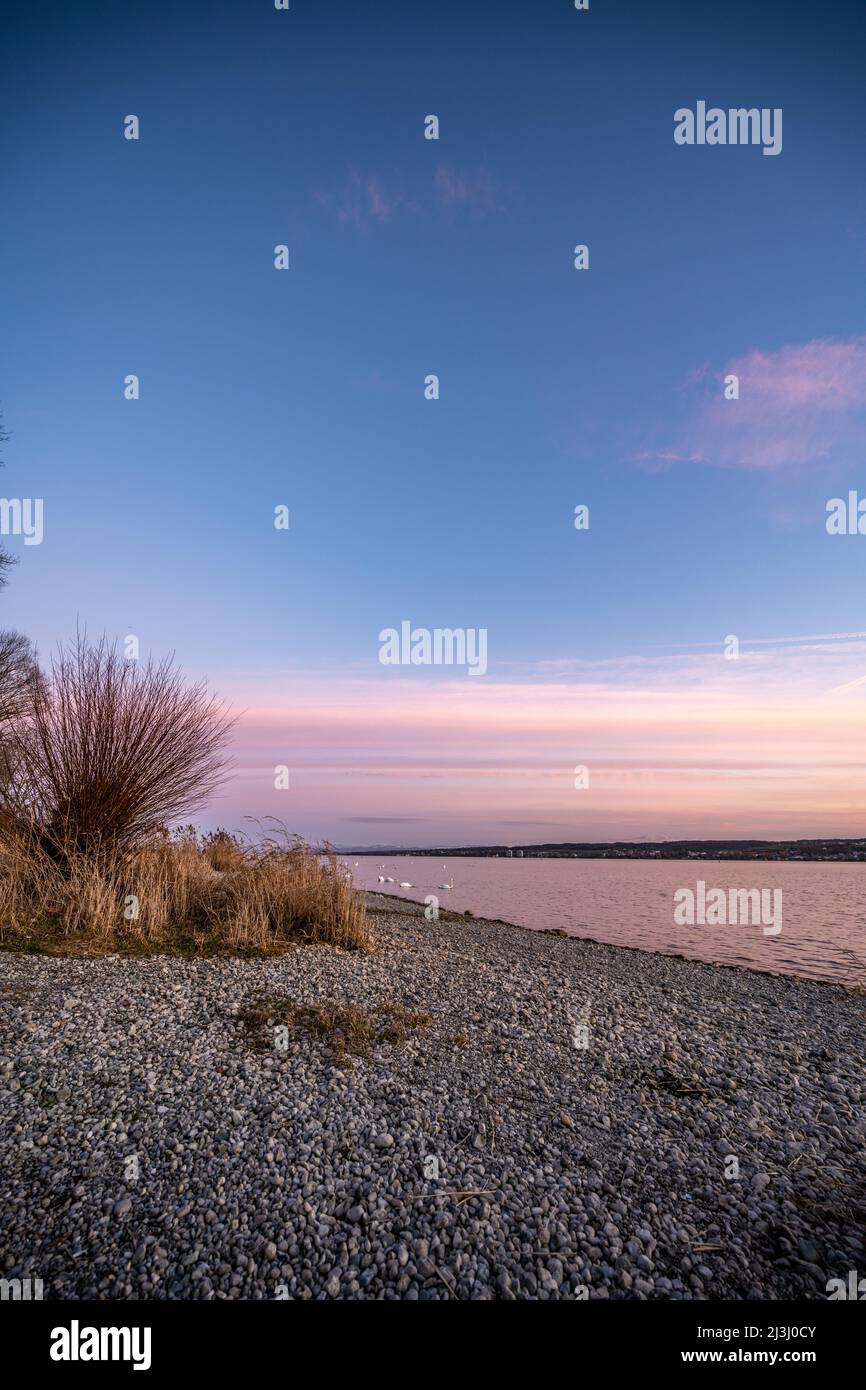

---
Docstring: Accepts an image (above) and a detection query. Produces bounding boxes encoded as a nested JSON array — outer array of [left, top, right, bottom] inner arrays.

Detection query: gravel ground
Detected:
[[1, 892, 864, 1301]]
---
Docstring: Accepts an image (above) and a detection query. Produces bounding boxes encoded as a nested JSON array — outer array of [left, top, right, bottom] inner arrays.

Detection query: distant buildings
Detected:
[[347, 838, 866, 863]]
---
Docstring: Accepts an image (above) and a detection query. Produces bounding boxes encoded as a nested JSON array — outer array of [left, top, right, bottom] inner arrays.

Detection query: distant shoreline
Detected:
[[342, 838, 866, 864]]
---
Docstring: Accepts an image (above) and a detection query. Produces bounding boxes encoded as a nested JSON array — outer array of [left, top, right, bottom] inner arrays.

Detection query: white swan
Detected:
[[377, 875, 385, 883], [385, 876, 395, 883], [439, 877, 454, 890], [398, 880, 412, 888]]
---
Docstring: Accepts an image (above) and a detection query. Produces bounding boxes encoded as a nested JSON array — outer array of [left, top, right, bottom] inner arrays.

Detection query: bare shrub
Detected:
[[0, 634, 234, 862], [0, 630, 41, 723], [0, 630, 42, 787]]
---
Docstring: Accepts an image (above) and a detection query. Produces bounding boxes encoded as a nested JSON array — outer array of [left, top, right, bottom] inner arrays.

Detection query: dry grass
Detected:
[[237, 992, 431, 1061], [0, 824, 372, 955], [200, 829, 247, 874]]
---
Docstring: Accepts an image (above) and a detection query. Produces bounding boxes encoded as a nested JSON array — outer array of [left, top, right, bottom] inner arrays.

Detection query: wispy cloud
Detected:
[[350, 367, 398, 396], [656, 630, 866, 650], [313, 164, 508, 230], [636, 336, 866, 472], [313, 172, 405, 228], [344, 815, 430, 824], [432, 163, 507, 215], [210, 633, 866, 842], [631, 448, 702, 473], [828, 673, 866, 695]]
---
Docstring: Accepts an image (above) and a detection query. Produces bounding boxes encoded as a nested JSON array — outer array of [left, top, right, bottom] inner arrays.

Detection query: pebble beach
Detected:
[[1, 892, 863, 1300]]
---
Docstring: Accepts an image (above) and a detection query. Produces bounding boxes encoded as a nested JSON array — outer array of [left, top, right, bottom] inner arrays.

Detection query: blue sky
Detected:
[[2, 0, 866, 843]]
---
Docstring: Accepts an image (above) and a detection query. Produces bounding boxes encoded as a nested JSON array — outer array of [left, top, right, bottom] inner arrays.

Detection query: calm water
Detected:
[[347, 856, 866, 987]]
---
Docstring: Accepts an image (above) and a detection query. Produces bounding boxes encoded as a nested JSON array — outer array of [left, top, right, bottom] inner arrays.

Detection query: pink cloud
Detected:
[[740, 338, 866, 410], [632, 448, 705, 473], [350, 368, 398, 395], [639, 336, 866, 471], [432, 164, 506, 215], [313, 165, 507, 230], [314, 172, 404, 228]]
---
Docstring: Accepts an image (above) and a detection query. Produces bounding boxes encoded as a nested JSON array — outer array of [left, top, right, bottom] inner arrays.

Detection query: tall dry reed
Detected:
[[0, 824, 371, 953]]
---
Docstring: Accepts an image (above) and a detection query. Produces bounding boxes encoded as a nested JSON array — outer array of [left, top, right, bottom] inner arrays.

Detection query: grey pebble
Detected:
[[0, 891, 861, 1302]]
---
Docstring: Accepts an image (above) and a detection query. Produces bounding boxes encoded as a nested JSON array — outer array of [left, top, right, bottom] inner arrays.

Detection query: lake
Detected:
[[346, 855, 866, 987]]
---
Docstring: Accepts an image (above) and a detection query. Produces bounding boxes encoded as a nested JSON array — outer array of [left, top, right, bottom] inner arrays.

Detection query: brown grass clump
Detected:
[[0, 826, 372, 955], [237, 993, 431, 1061], [200, 828, 247, 873]]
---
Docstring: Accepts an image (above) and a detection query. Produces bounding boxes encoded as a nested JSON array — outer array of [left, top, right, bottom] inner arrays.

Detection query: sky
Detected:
[[2, 0, 866, 846]]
